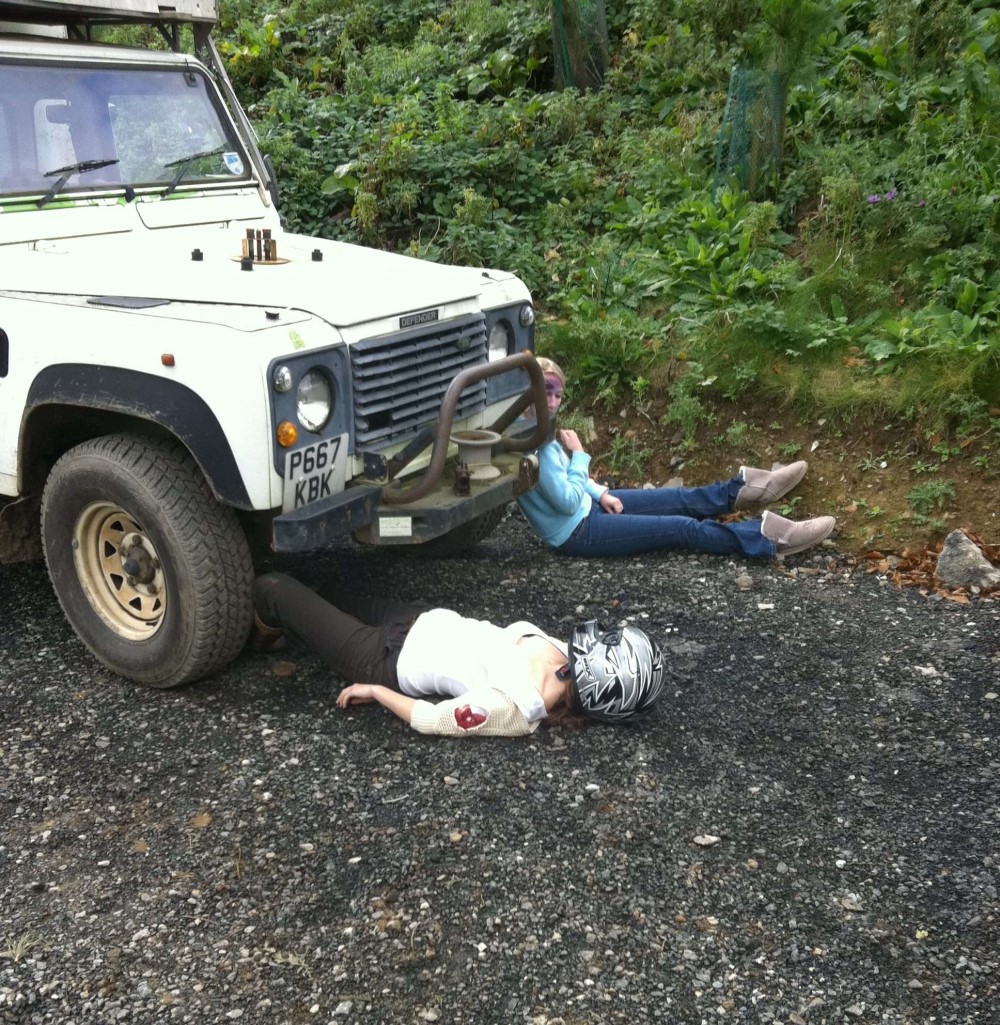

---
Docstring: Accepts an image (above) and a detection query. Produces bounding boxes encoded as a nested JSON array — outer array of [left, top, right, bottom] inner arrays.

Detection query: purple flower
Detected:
[[918, 199, 927, 208], [867, 194, 881, 204], [884, 188, 898, 201]]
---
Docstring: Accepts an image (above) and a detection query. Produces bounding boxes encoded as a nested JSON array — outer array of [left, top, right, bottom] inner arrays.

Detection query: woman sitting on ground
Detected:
[[516, 357, 836, 561], [252, 572, 664, 738]]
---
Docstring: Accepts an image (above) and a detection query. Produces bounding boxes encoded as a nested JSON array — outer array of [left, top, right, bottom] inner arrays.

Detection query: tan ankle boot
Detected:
[[761, 510, 836, 556], [735, 460, 808, 510]]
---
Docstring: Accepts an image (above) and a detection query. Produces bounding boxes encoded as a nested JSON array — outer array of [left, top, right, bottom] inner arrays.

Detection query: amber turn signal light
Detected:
[[276, 420, 298, 448]]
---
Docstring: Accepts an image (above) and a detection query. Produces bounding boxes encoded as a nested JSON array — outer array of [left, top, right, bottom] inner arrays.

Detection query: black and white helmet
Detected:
[[567, 621, 665, 723]]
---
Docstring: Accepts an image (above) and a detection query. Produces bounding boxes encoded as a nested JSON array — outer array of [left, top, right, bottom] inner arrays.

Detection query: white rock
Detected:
[[936, 529, 1000, 589], [693, 834, 721, 846]]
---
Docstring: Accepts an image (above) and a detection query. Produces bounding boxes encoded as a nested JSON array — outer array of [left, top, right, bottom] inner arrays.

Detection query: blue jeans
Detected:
[[555, 476, 777, 559]]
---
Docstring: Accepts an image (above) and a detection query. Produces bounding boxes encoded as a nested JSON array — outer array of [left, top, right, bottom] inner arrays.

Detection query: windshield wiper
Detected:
[[37, 158, 120, 208], [161, 146, 225, 198]]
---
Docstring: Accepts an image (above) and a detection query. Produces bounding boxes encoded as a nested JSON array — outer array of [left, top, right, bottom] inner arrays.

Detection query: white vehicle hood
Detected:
[[0, 204, 525, 327]]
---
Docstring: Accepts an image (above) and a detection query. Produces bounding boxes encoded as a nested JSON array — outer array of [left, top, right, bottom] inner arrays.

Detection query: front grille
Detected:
[[349, 313, 488, 450]]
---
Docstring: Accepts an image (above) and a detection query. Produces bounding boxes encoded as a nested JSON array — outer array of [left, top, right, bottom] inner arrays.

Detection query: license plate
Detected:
[[282, 434, 349, 513]]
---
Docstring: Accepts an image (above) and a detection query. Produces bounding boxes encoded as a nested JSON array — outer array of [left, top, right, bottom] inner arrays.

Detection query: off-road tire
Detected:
[[41, 433, 254, 688]]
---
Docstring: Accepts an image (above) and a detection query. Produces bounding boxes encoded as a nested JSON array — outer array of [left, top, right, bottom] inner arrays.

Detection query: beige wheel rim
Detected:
[[73, 502, 167, 640]]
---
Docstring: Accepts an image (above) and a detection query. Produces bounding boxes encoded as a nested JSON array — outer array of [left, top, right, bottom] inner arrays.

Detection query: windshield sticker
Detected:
[[223, 152, 245, 175]]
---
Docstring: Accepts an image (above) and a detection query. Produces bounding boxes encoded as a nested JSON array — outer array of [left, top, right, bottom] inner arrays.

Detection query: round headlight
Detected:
[[273, 365, 293, 393], [519, 304, 535, 327], [296, 369, 332, 432], [488, 321, 511, 361]]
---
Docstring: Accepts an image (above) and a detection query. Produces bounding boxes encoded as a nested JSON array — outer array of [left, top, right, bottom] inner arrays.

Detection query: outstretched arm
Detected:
[[336, 684, 416, 724]]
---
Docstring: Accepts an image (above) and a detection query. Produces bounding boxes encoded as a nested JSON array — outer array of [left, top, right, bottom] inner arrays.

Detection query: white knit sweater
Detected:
[[409, 692, 539, 737], [396, 609, 565, 738]]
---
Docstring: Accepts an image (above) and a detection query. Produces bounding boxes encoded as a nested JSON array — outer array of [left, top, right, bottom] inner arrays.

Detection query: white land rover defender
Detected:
[[0, 0, 547, 688]]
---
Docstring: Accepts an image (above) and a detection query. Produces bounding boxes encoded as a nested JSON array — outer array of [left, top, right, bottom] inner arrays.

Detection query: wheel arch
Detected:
[[22, 365, 253, 509]]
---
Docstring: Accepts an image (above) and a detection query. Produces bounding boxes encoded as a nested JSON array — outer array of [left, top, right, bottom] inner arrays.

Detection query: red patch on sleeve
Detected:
[[454, 704, 488, 730]]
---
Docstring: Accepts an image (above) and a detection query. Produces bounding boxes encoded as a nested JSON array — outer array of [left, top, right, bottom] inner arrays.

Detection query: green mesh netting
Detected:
[[552, 0, 609, 90], [714, 65, 785, 198]]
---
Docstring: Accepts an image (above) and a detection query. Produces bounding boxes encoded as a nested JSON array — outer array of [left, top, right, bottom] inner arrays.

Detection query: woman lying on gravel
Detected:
[[252, 572, 664, 738], [518, 357, 836, 560]]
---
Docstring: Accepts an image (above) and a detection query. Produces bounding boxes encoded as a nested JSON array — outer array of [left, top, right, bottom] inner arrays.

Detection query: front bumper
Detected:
[[270, 350, 547, 553], [270, 451, 534, 552]]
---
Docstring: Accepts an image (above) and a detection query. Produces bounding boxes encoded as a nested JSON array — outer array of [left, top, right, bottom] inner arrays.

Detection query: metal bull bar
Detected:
[[381, 351, 549, 506]]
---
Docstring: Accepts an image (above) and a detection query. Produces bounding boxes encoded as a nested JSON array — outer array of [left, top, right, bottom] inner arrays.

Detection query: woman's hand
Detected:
[[335, 684, 417, 725], [336, 683, 377, 707], [599, 491, 624, 514], [557, 428, 584, 452]]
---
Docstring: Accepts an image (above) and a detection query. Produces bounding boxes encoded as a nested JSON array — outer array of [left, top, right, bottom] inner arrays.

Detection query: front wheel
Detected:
[[41, 434, 254, 688]]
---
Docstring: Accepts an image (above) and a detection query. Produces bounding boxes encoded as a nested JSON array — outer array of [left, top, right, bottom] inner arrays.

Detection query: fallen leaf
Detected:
[[189, 811, 212, 829], [271, 660, 296, 677]]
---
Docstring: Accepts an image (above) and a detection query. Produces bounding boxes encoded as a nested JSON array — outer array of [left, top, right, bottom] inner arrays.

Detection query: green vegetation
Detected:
[[907, 479, 957, 516], [217, 0, 1000, 441], [0, 930, 48, 963], [594, 434, 652, 480]]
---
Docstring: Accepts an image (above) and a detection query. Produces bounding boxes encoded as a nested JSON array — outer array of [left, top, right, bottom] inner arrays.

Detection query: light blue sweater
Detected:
[[516, 440, 608, 547]]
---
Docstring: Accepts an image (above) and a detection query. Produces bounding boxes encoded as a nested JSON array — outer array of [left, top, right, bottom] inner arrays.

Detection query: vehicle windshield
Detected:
[[0, 61, 251, 198]]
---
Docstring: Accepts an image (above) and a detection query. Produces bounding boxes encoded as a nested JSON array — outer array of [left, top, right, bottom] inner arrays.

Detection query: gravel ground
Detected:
[[1, 514, 998, 1025]]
